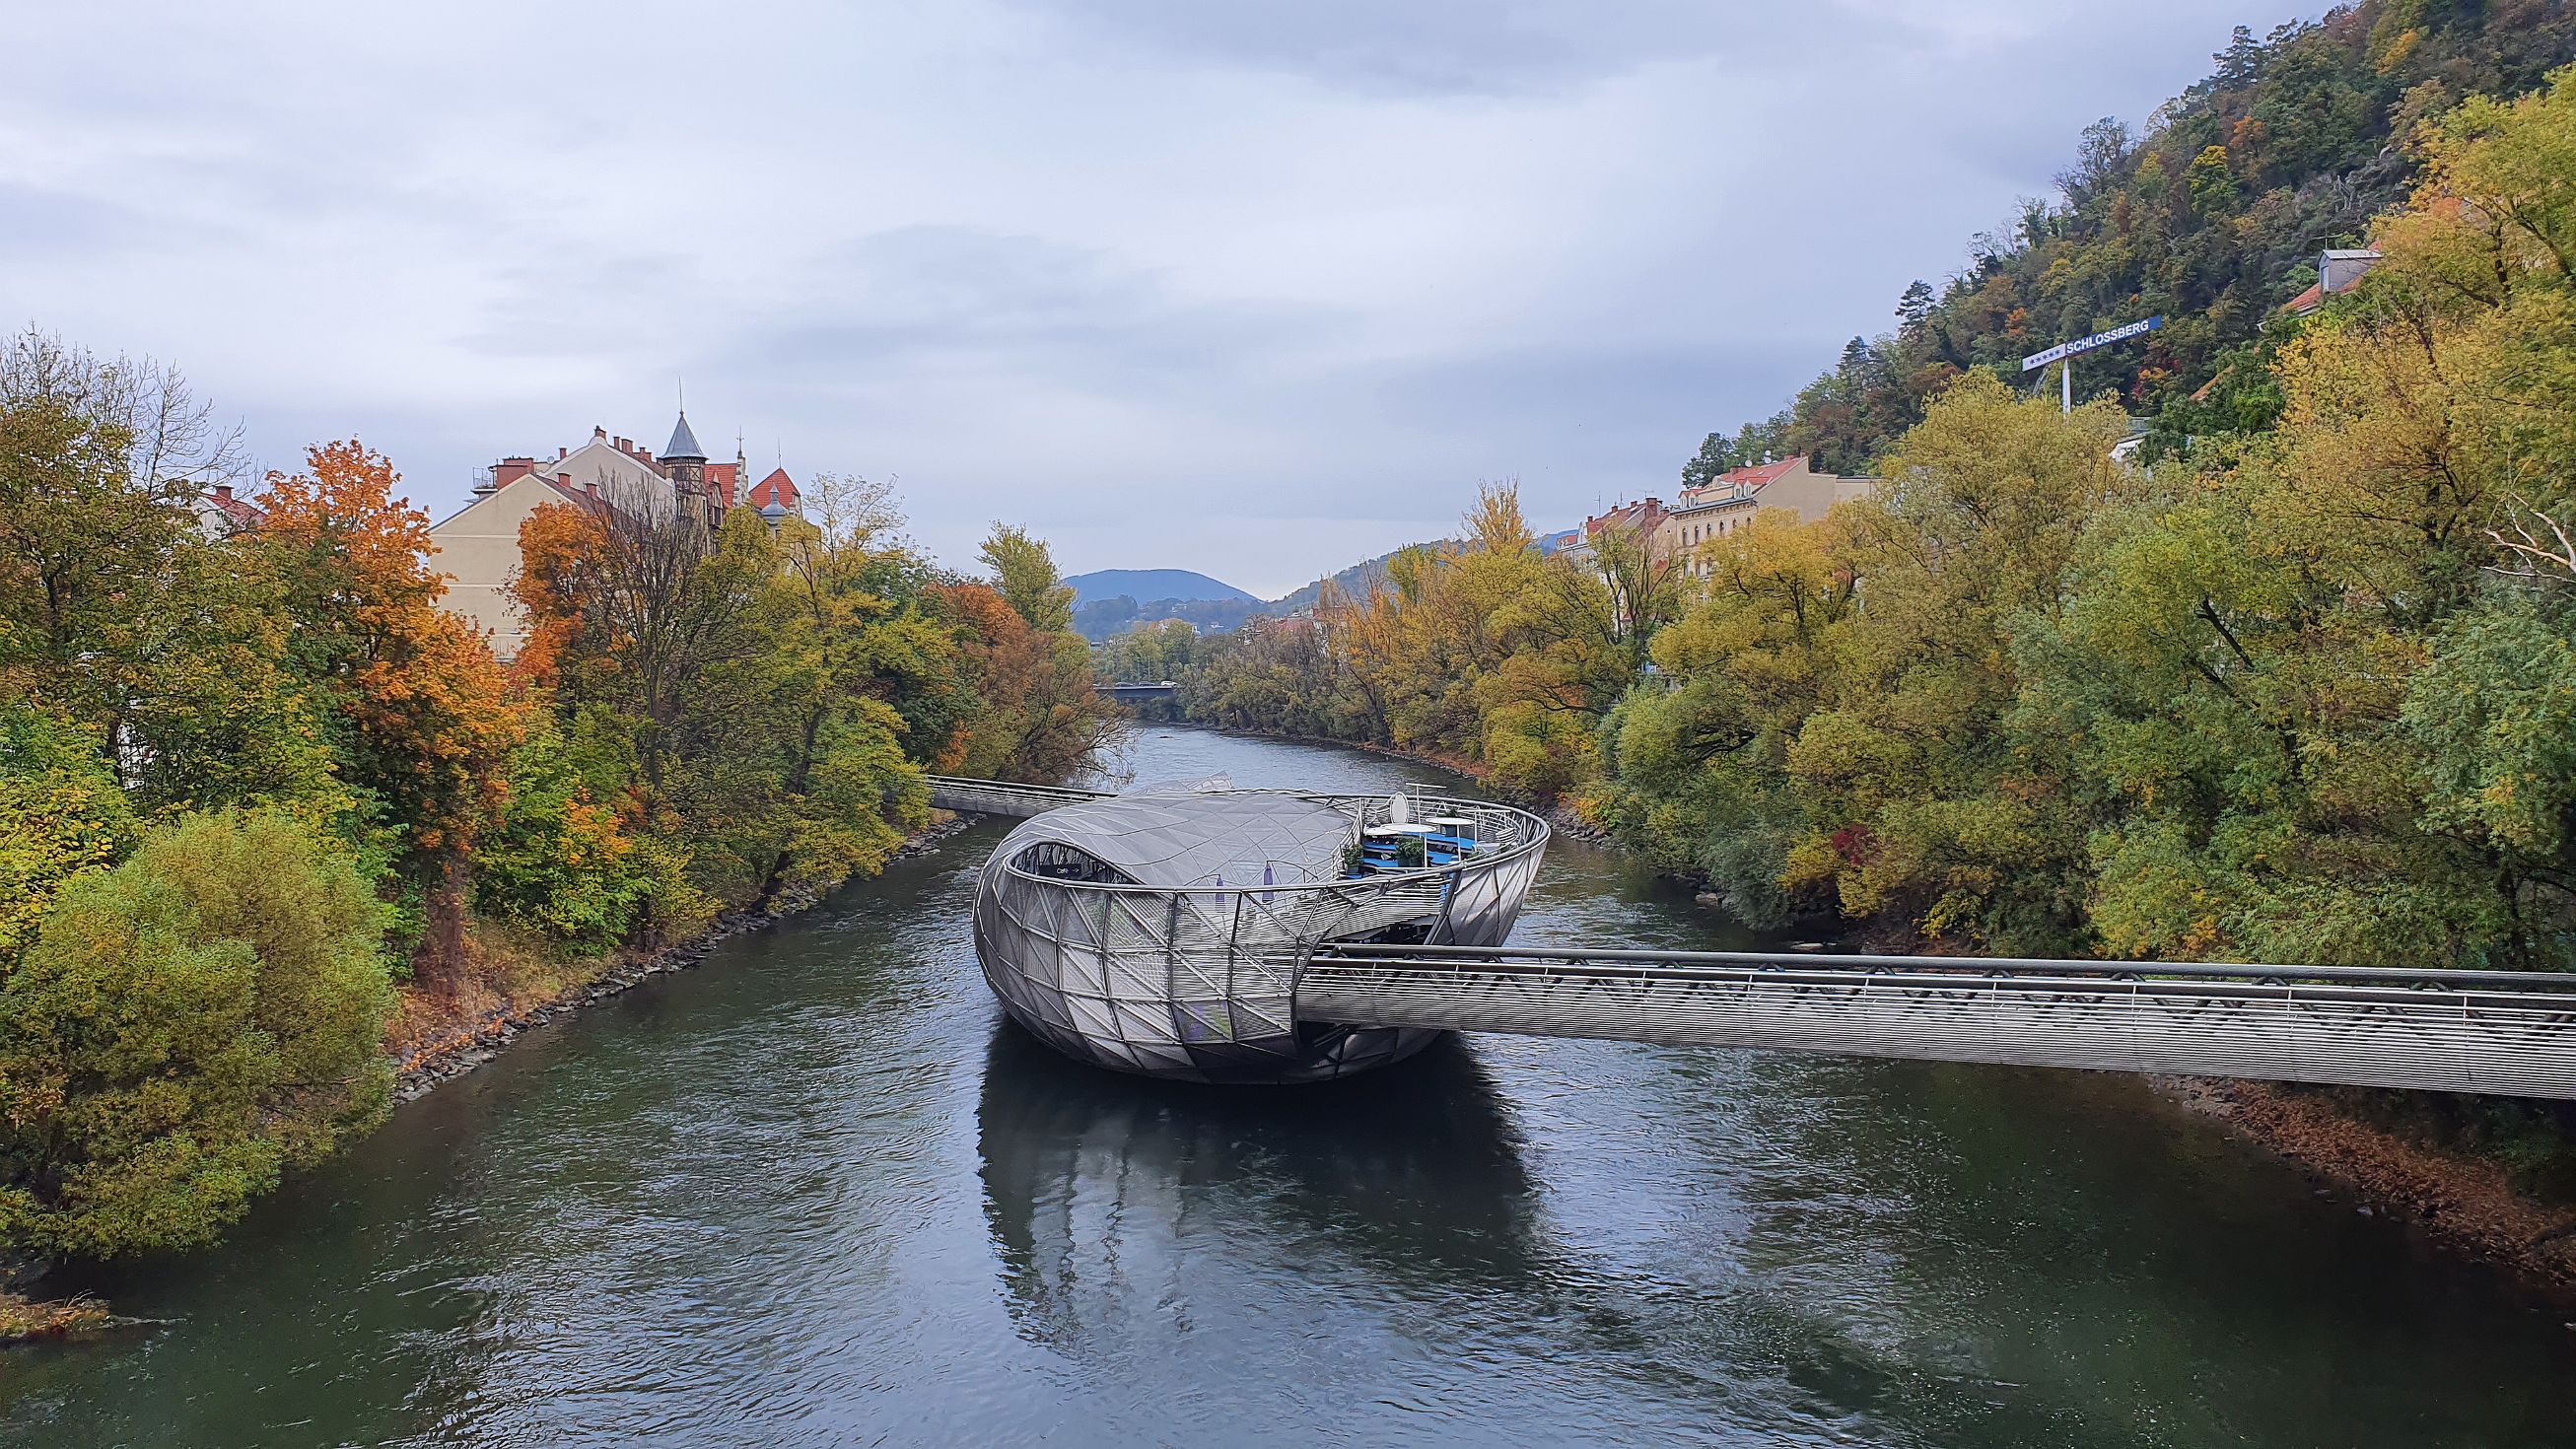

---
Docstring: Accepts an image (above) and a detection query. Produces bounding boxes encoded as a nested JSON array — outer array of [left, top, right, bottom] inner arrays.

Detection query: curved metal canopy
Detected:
[[997, 787, 1354, 889]]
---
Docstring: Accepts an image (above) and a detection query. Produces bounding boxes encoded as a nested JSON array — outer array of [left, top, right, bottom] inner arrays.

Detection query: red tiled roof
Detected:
[[1717, 455, 1804, 490], [747, 467, 799, 510], [704, 461, 739, 508], [205, 487, 266, 529], [2281, 281, 2326, 315], [1585, 497, 1667, 536]]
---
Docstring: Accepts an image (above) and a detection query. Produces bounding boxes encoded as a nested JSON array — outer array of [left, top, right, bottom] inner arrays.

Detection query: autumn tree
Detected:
[[0, 333, 342, 825], [936, 580, 1122, 782], [256, 441, 522, 986], [1780, 376, 2133, 946], [1598, 507, 1861, 924]]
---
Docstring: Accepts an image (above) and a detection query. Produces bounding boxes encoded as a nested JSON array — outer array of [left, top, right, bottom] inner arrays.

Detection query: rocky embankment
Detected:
[[2164, 1076, 2576, 1288]]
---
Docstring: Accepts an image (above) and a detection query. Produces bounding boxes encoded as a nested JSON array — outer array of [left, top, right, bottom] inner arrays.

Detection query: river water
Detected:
[[6, 726, 2573, 1447]]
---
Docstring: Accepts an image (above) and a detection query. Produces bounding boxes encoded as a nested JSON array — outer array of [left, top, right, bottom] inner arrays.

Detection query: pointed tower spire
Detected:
[[663, 408, 707, 463]]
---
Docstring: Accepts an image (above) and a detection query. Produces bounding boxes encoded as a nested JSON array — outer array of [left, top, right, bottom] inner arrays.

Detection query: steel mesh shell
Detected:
[[971, 786, 1550, 1083]]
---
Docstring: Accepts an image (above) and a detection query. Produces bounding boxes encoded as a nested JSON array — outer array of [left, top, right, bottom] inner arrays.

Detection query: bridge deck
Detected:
[[1300, 944, 2576, 1100], [926, 775, 1112, 819]]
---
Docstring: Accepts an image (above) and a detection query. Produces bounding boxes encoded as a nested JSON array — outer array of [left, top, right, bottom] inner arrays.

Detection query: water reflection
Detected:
[[978, 1021, 1545, 1344]]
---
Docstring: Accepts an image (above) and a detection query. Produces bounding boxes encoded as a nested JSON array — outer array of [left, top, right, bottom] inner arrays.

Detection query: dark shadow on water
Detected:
[[970, 1018, 2102, 1442], [977, 1020, 1545, 1320]]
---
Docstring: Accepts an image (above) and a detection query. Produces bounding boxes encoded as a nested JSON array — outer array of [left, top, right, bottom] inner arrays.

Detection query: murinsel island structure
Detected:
[[940, 778, 2576, 1098], [964, 776, 1550, 1082]]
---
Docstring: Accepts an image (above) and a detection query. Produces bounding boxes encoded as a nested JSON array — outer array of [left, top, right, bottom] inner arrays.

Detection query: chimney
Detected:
[[593, 425, 607, 441], [491, 456, 537, 489], [212, 483, 233, 502], [557, 446, 568, 459]]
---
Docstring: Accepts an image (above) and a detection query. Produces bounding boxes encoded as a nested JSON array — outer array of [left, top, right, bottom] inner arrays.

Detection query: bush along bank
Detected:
[[388, 814, 971, 1103]]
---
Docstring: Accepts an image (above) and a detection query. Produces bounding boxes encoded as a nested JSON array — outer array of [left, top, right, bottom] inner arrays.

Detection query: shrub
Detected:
[[471, 718, 659, 950], [0, 810, 395, 1258]]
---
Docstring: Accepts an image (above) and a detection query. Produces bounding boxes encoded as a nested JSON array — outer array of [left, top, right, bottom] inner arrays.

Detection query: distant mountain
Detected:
[[1064, 569, 1254, 608], [1067, 553, 1442, 645]]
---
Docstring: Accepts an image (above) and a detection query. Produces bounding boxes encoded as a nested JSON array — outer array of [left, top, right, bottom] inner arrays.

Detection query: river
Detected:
[[5, 726, 2573, 1447]]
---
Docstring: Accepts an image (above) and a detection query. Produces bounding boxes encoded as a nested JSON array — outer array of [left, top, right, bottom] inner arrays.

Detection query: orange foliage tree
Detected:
[[256, 441, 522, 986], [933, 580, 1120, 782]]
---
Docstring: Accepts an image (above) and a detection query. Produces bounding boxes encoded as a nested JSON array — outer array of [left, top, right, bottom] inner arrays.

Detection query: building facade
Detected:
[[191, 482, 266, 539], [1655, 455, 1872, 578], [430, 411, 798, 661]]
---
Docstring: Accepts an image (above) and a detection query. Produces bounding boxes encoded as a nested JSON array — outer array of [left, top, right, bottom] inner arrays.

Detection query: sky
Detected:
[[5, 1, 2295, 597]]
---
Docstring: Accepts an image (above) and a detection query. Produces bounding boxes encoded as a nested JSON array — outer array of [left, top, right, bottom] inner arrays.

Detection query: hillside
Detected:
[[1064, 568, 1254, 608], [1265, 546, 1424, 614], [1684, 0, 2576, 480]]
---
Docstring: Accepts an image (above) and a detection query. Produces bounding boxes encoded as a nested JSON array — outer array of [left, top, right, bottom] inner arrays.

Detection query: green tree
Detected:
[[0, 705, 137, 966], [980, 522, 1076, 634], [1782, 376, 2132, 945], [0, 811, 394, 1258]]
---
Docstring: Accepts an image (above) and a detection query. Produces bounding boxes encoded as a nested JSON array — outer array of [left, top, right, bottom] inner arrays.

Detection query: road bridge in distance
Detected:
[[1101, 681, 1178, 702], [928, 775, 2576, 1098]]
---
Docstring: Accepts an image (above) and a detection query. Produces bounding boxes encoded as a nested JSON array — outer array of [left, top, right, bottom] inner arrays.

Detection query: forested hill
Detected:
[[1265, 546, 1419, 616], [1063, 568, 1254, 607], [1687, 0, 2576, 481]]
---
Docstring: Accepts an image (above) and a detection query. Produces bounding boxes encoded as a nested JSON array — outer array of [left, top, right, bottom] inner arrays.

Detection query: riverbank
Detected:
[[2166, 1076, 2576, 1288], [391, 814, 971, 1101], [0, 1293, 115, 1342], [2, 815, 974, 1342]]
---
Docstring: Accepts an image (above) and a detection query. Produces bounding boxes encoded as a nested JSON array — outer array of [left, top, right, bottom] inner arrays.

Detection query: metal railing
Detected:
[[1298, 943, 2576, 1099], [924, 775, 1113, 818]]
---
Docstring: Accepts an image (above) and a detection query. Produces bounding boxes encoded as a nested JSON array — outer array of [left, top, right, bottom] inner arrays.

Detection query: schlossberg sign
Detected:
[[2022, 314, 2164, 372]]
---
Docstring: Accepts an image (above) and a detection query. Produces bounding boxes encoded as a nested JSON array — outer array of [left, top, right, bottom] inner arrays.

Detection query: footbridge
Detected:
[[928, 775, 1111, 820], [1301, 943, 2576, 1100], [936, 774, 2576, 1097]]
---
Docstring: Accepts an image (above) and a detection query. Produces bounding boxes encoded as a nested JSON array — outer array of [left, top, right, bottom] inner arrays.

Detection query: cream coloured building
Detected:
[[1656, 455, 1873, 578], [430, 412, 791, 661]]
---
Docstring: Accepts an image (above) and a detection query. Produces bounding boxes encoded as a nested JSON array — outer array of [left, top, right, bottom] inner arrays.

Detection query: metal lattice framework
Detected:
[[1299, 944, 2576, 1099], [965, 781, 1551, 1082]]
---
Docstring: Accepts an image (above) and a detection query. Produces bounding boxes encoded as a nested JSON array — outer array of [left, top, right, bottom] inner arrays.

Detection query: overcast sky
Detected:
[[7, 1, 2291, 596]]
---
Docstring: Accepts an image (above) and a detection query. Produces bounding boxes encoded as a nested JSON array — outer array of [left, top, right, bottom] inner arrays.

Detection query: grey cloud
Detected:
[[709, 226, 1351, 391], [0, 184, 149, 259], [2, 0, 2300, 593], [1006, 0, 1940, 96]]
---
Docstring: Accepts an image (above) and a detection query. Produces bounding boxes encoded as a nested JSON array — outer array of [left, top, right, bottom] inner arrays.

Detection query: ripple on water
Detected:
[[5, 728, 2575, 1448]]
